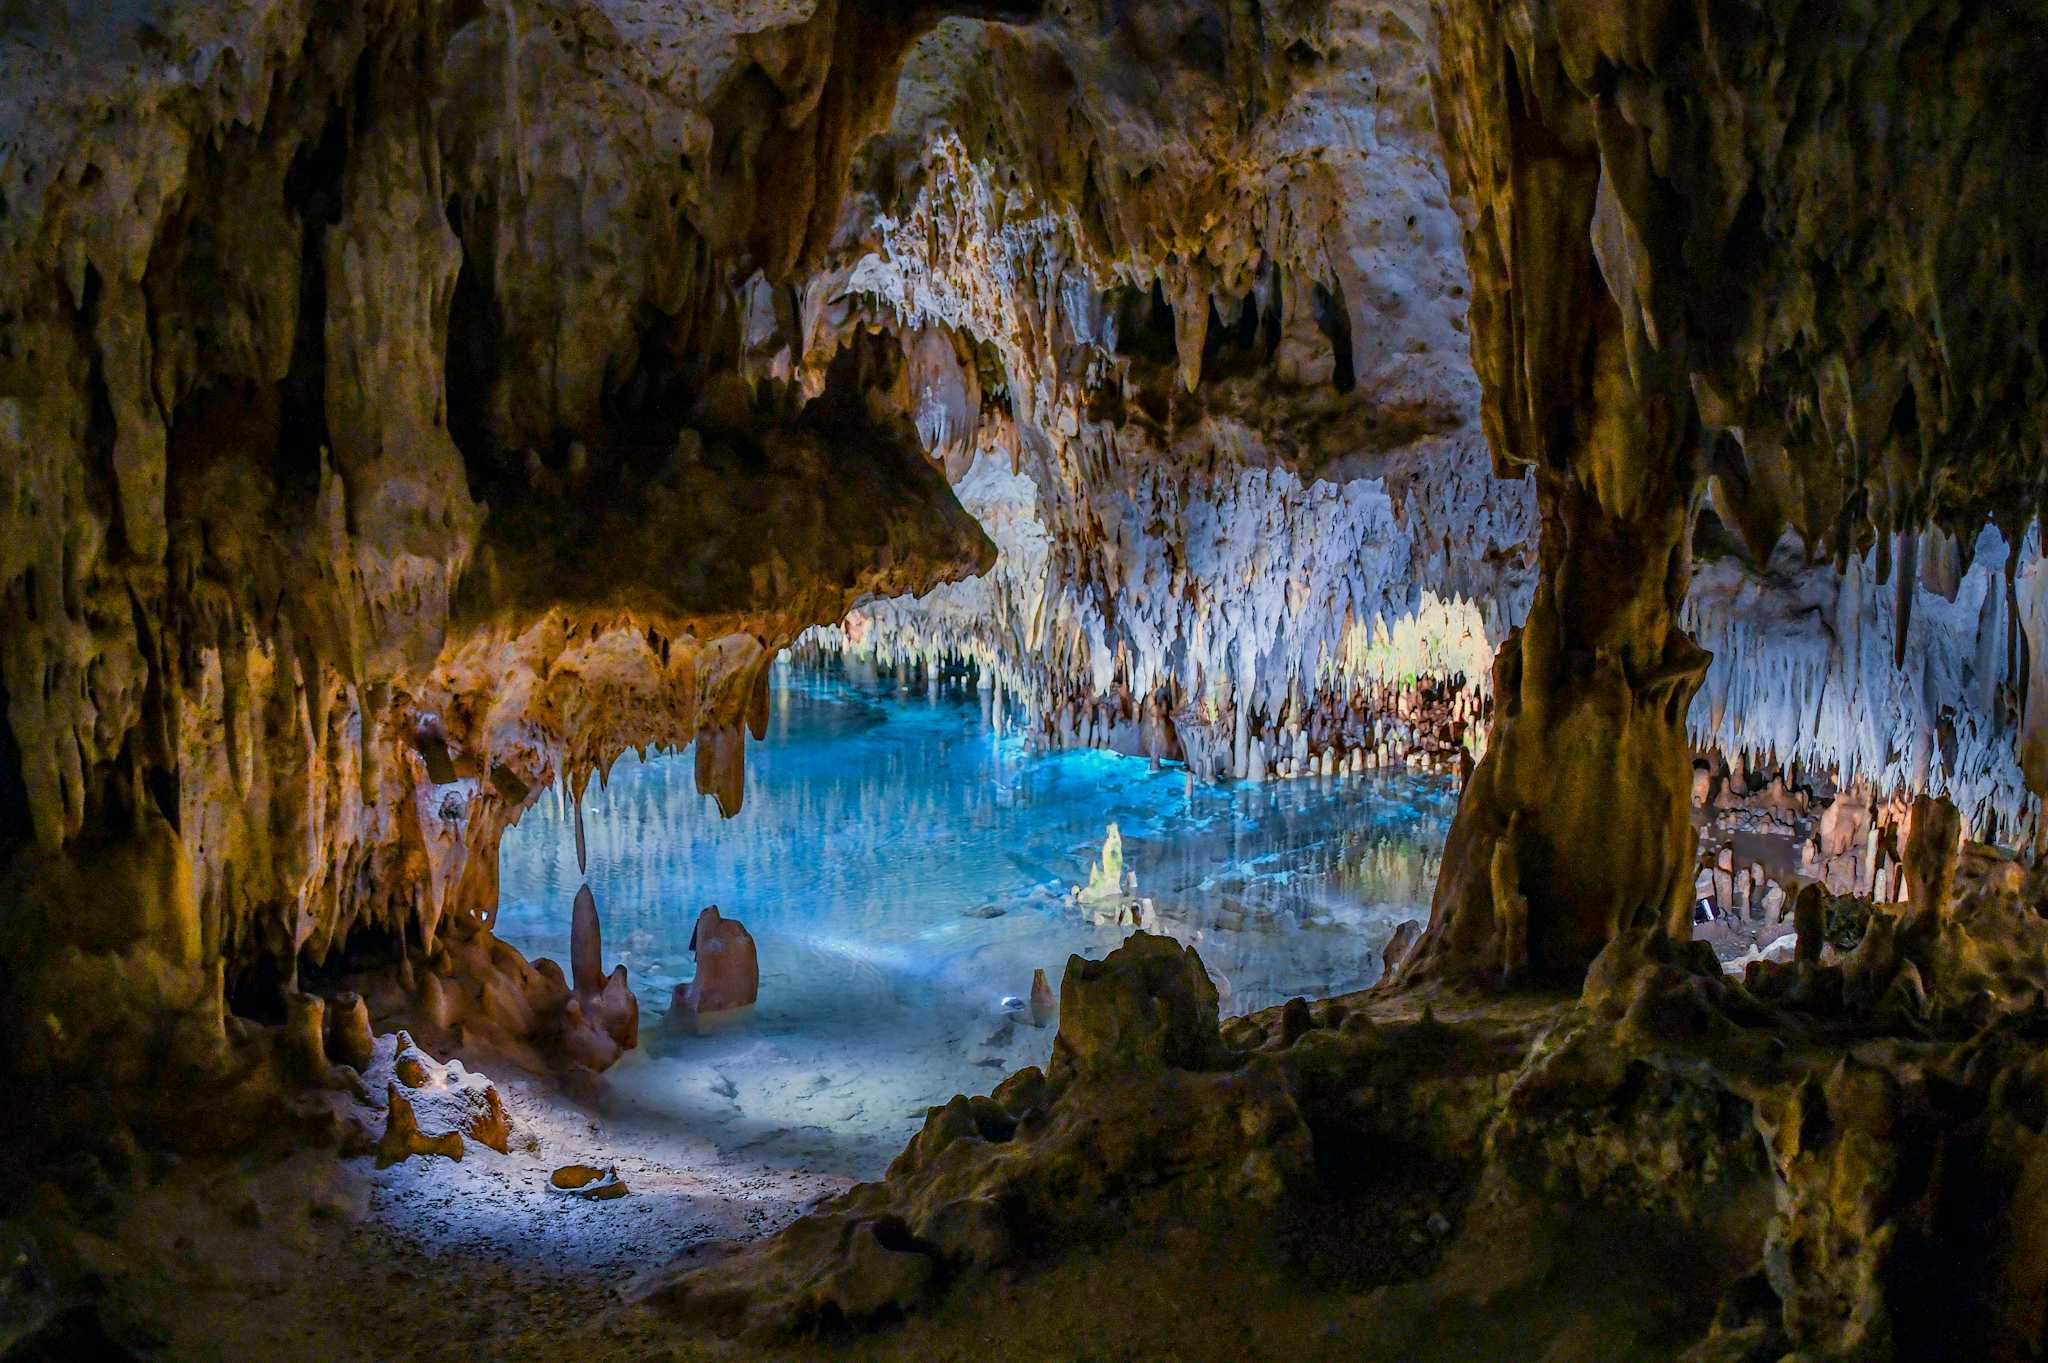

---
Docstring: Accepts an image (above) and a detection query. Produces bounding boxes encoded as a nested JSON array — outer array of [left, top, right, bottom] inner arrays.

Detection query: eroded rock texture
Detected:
[[0, 0, 1008, 1109], [648, 878, 2048, 1358], [1404, 0, 2048, 985], [788, 4, 1539, 774]]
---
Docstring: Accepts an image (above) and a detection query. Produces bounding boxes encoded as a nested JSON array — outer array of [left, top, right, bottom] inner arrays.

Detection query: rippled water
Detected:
[[493, 662, 1455, 1176]]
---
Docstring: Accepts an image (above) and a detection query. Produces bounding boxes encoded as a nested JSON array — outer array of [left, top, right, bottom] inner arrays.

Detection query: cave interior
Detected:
[[3, 1, 2048, 1360]]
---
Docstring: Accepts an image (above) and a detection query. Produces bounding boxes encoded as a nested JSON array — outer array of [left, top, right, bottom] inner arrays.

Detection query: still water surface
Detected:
[[493, 663, 1455, 1175]]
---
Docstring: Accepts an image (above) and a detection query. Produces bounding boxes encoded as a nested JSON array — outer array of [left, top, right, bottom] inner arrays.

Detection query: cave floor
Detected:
[[32, 1170, 1729, 1363], [8, 1061, 850, 1362], [7, 988, 1745, 1363]]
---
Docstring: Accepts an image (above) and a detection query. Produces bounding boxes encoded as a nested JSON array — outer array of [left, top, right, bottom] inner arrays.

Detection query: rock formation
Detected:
[[0, 0, 1008, 1130], [5, 1, 2048, 1359], [669, 905, 760, 1033], [790, 8, 1539, 777], [1401, 0, 2048, 987], [1026, 967, 1056, 1029]]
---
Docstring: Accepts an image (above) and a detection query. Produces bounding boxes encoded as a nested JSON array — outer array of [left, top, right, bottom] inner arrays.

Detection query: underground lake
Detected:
[[492, 660, 1458, 1180]]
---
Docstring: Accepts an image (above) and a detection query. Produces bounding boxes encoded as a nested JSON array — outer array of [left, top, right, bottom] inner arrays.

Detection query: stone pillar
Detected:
[[1395, 1, 1709, 988]]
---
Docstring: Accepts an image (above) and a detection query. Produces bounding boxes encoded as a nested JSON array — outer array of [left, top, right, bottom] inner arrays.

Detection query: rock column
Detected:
[[1398, 3, 1709, 987]]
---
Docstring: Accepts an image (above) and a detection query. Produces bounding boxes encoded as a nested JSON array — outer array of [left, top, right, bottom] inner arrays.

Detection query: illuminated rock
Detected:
[[1076, 823, 1127, 907], [669, 907, 759, 1035]]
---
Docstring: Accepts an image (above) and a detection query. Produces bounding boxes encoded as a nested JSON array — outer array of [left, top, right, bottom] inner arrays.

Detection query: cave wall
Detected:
[[0, 0, 1011, 1088], [1400, 0, 2048, 982], [6, 0, 2045, 1085], [795, 5, 1539, 765]]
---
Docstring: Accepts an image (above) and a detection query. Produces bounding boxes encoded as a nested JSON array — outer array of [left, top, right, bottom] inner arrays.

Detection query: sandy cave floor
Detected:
[[23, 1060, 856, 1363]]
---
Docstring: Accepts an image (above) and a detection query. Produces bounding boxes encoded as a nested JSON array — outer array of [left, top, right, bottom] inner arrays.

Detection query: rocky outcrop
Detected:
[[648, 839, 2048, 1358], [644, 933, 1320, 1336]]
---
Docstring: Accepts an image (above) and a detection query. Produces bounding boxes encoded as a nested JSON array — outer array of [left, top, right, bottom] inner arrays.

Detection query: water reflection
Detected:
[[496, 661, 1455, 1024]]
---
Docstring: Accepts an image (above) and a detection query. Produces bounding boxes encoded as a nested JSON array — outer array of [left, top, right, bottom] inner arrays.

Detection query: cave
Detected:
[[3, 3, 2047, 1362]]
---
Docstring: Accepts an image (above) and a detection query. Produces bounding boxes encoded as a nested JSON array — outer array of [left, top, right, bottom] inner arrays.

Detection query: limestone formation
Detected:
[[1026, 968, 1056, 1030], [5, 2, 2048, 1359], [375, 1087, 464, 1170], [324, 992, 376, 1075], [669, 906, 760, 1034], [654, 849, 2048, 1355], [0, 0, 1003, 1123], [1393, 0, 2048, 989], [645, 934, 1310, 1335], [550, 1164, 630, 1202], [1075, 823, 1128, 906], [1380, 919, 1422, 978], [1904, 794, 1963, 923]]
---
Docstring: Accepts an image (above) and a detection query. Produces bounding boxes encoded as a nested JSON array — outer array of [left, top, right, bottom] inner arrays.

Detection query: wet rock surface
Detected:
[[0, 0, 997, 1134]]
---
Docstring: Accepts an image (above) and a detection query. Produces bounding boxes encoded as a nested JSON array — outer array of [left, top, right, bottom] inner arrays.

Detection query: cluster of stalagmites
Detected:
[[1678, 751, 2036, 974], [340, 908, 640, 1079], [644, 798, 2048, 1359], [1219, 676, 1485, 786], [1003, 669, 1487, 786]]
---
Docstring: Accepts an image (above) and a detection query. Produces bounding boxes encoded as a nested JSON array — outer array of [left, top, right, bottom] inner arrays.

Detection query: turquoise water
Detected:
[[492, 662, 1455, 1175]]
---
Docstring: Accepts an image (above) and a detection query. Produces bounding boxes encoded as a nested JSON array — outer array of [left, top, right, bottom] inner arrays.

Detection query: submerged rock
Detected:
[[1026, 968, 1056, 1029]]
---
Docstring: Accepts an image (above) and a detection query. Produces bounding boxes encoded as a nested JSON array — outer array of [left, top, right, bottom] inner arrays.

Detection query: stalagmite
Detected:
[[283, 992, 335, 1087], [1381, 920, 1422, 977], [1078, 825, 1127, 906], [670, 906, 760, 1035], [1904, 793, 1962, 922], [1792, 883, 1826, 965], [1027, 969, 1057, 1029], [377, 1086, 465, 1169], [326, 992, 375, 1073], [571, 884, 603, 996]]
